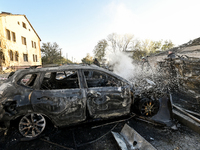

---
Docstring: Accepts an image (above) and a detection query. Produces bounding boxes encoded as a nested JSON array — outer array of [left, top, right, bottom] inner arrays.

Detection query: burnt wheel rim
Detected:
[[140, 100, 159, 116], [19, 113, 46, 138]]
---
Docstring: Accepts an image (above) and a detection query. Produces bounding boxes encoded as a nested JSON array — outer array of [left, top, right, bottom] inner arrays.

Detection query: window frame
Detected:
[[6, 29, 11, 40], [12, 32, 16, 42], [83, 70, 124, 88], [15, 51, 19, 61], [17, 73, 39, 89], [23, 53, 28, 62], [22, 22, 27, 29], [9, 50, 14, 61], [21, 36, 27, 45], [39, 69, 81, 90]]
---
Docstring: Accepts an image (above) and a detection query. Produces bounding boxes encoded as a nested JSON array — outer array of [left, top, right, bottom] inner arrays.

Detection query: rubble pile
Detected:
[[156, 56, 200, 113]]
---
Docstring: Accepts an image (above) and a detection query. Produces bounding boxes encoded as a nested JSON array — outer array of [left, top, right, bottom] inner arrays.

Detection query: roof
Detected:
[[13, 64, 129, 83], [0, 12, 41, 41]]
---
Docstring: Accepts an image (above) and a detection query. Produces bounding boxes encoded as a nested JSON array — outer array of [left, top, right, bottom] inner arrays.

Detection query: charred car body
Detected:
[[0, 65, 171, 138]]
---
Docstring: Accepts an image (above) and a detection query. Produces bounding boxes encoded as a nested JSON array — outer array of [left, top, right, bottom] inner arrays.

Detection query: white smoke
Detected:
[[106, 51, 138, 80]]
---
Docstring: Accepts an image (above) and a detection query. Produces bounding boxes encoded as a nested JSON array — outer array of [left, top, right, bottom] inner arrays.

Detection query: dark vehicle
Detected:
[[0, 65, 163, 138]]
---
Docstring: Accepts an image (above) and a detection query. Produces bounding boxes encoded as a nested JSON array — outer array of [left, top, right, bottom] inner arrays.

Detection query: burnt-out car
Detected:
[[0, 64, 169, 139], [0, 65, 138, 138]]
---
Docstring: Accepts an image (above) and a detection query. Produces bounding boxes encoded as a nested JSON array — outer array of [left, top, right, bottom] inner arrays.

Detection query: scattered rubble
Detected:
[[112, 124, 156, 150]]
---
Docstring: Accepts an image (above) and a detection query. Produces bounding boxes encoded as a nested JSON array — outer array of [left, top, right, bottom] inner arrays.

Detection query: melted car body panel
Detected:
[[30, 89, 87, 126], [87, 86, 132, 119]]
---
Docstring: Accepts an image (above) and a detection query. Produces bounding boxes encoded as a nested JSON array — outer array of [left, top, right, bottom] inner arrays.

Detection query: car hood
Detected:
[[0, 81, 15, 102]]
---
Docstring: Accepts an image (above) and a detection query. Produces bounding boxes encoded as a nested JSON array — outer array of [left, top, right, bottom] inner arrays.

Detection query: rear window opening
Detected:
[[40, 70, 79, 90], [18, 73, 38, 87]]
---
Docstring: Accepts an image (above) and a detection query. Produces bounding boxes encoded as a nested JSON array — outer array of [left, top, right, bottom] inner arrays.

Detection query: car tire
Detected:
[[19, 113, 46, 138], [139, 98, 159, 117]]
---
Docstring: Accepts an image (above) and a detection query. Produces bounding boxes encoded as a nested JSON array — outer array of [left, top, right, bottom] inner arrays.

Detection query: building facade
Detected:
[[0, 12, 41, 70]]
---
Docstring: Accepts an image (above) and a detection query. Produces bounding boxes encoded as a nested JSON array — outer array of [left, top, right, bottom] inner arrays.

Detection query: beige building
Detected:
[[0, 12, 41, 70]]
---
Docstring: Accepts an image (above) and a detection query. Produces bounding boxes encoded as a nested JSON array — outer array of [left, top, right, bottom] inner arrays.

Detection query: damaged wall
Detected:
[[147, 37, 200, 102]]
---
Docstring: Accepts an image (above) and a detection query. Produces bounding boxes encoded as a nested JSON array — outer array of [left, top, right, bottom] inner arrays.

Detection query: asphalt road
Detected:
[[0, 115, 200, 150]]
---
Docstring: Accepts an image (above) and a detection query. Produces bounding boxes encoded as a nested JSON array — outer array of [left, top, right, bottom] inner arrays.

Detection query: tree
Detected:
[[41, 42, 62, 64], [81, 53, 93, 64], [130, 40, 147, 60], [161, 40, 174, 51], [93, 33, 174, 62], [107, 33, 134, 52], [59, 57, 73, 64], [93, 39, 108, 62]]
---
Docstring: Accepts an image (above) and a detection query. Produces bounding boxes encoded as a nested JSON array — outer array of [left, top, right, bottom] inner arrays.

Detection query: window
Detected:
[[15, 51, 19, 61], [40, 70, 79, 90], [35, 55, 37, 62], [33, 54, 38, 62], [31, 41, 36, 48], [33, 54, 35, 62], [21, 36, 26, 45], [9, 50, 13, 61], [31, 41, 37, 48], [23, 54, 28, 62], [84, 71, 122, 88], [22, 22, 26, 29], [17, 21, 20, 25], [12, 32, 16, 42], [19, 73, 37, 87], [6, 29, 11, 40]]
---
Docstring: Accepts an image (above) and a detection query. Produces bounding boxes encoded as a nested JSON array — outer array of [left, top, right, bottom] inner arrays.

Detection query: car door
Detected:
[[83, 70, 132, 119], [30, 69, 87, 127]]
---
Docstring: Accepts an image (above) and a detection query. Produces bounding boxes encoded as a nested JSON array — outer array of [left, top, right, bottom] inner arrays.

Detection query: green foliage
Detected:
[[93, 33, 175, 62], [41, 42, 73, 65], [93, 39, 108, 61], [41, 42, 62, 64], [81, 53, 93, 64], [161, 40, 174, 51]]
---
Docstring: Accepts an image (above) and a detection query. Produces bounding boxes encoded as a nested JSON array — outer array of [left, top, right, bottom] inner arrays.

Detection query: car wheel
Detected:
[[139, 98, 159, 117], [19, 113, 46, 138]]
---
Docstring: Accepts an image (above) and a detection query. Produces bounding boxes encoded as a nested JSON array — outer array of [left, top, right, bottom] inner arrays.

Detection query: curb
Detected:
[[173, 110, 200, 134]]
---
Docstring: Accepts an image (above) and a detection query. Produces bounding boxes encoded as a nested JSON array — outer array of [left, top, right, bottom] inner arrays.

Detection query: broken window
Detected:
[[18, 73, 37, 87], [6, 29, 11, 40], [84, 71, 122, 88], [40, 70, 79, 90]]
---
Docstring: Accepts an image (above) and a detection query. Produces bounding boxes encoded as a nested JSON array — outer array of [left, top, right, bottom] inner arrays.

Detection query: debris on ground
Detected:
[[112, 123, 156, 150]]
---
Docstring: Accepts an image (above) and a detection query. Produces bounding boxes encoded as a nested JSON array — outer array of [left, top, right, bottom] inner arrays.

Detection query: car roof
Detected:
[[12, 65, 130, 84]]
